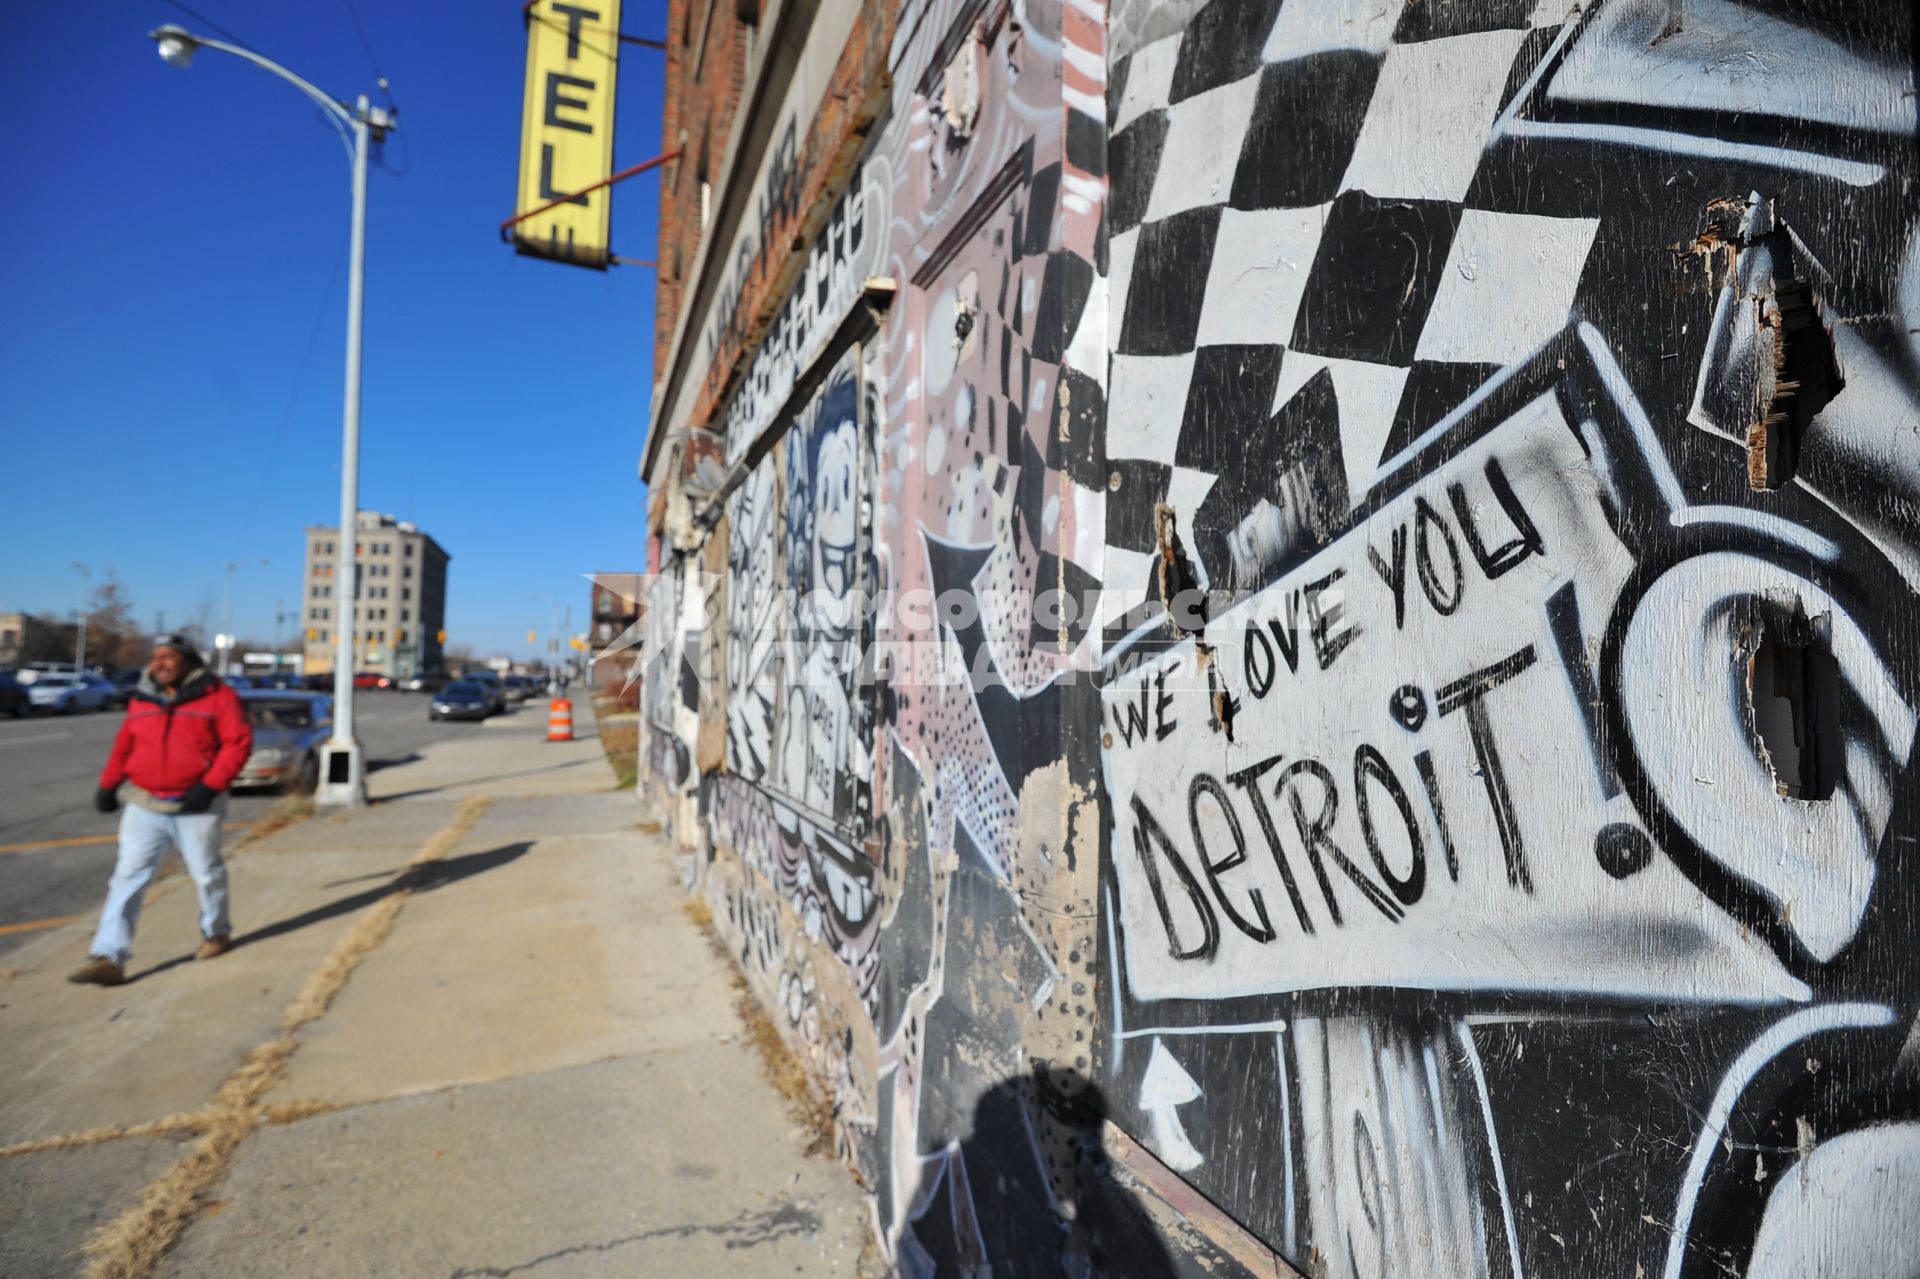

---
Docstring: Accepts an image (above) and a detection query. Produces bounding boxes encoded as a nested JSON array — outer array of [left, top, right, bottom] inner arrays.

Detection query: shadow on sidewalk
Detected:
[[374, 758, 593, 804], [223, 840, 536, 953]]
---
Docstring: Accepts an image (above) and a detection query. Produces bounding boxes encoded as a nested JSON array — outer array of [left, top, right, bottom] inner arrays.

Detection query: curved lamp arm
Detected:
[[149, 25, 363, 159]]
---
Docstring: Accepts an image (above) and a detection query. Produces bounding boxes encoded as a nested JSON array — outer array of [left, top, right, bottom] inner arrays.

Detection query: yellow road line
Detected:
[[0, 912, 87, 938], [0, 821, 258, 857], [0, 833, 117, 855]]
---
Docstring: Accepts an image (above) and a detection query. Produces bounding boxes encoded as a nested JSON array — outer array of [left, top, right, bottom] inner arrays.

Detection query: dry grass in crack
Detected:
[[260, 1098, 338, 1125], [597, 718, 639, 790], [280, 795, 489, 1030], [243, 793, 314, 846], [79, 796, 492, 1279], [0, 1110, 215, 1159], [678, 897, 836, 1157], [81, 1037, 293, 1279]]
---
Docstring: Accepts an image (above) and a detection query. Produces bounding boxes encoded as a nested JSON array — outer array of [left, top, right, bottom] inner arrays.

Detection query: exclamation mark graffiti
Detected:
[[1544, 580, 1656, 879]]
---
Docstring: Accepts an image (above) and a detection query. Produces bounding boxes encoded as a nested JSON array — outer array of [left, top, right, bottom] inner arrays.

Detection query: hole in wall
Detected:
[[1748, 273, 1843, 491], [1746, 609, 1841, 802]]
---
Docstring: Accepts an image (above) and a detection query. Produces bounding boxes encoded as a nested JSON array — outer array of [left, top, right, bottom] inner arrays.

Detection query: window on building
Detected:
[[401, 609, 410, 623], [405, 543, 414, 557], [599, 591, 614, 613], [402, 587, 411, 601]]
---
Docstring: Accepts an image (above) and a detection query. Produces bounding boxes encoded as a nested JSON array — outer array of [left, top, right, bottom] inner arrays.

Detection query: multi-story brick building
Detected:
[[587, 571, 644, 691], [300, 512, 448, 679]]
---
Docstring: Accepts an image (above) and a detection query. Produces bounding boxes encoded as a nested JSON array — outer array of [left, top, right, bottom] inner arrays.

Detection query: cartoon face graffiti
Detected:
[[812, 412, 861, 641]]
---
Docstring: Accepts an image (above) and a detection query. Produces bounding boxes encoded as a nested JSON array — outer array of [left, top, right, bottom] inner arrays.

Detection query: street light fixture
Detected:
[[154, 27, 195, 68], [149, 23, 395, 807]]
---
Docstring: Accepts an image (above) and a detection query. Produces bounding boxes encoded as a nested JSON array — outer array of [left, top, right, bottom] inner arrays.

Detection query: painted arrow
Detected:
[[1140, 1037, 1205, 1172]]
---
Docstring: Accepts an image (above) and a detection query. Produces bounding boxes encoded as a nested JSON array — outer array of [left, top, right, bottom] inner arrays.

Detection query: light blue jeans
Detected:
[[88, 803, 231, 966]]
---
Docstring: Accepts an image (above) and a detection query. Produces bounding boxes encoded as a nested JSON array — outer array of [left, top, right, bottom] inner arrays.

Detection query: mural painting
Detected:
[[1096, 1, 1919, 1276], [645, 0, 1920, 1273]]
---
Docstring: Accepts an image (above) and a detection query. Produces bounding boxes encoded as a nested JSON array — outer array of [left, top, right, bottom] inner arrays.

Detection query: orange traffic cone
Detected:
[[547, 698, 574, 742]]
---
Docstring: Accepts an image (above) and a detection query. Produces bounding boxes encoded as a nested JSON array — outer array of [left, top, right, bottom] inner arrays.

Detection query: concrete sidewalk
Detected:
[[0, 695, 873, 1278]]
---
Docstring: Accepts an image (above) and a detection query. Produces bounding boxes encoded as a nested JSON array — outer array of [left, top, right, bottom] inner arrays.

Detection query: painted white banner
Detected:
[[1103, 390, 1830, 1007]]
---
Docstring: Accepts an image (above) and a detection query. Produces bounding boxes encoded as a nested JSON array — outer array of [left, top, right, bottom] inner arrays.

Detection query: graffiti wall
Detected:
[[645, 0, 1920, 1273], [1095, 0, 1920, 1275]]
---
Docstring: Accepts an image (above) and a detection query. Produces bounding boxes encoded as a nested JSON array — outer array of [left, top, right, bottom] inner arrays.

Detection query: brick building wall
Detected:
[[653, 0, 751, 379]]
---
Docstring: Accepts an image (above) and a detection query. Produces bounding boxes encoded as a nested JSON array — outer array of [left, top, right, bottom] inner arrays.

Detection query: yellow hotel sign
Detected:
[[514, 0, 621, 269]]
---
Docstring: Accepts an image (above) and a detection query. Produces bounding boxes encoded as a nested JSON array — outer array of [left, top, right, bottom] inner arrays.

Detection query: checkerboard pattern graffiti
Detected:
[[1103, 0, 1601, 630]]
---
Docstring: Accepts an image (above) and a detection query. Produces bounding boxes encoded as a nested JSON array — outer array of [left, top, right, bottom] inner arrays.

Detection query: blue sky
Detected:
[[0, 0, 668, 658]]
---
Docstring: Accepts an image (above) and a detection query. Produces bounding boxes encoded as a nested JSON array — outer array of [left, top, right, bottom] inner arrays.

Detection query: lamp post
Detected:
[[71, 562, 90, 675], [150, 23, 393, 807], [220, 557, 269, 677]]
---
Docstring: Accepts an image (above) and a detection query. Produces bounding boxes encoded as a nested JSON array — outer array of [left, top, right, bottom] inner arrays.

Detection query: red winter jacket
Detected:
[[100, 672, 253, 797]]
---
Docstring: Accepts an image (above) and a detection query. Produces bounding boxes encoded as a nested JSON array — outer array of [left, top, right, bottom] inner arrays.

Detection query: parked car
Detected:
[[303, 672, 336, 693], [0, 673, 26, 718], [428, 681, 493, 722], [25, 673, 114, 714], [399, 670, 447, 693], [504, 674, 538, 703], [223, 673, 257, 690], [16, 661, 78, 685], [253, 672, 304, 690], [353, 671, 393, 690], [464, 671, 507, 713], [233, 691, 332, 793], [107, 668, 142, 708]]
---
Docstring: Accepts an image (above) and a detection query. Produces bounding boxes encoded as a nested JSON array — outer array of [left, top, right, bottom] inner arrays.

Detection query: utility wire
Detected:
[[239, 234, 352, 541], [339, 0, 389, 91], [162, 0, 250, 46], [337, 0, 408, 174]]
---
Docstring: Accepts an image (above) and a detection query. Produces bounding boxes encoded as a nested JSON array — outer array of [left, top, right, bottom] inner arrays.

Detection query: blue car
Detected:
[[25, 673, 114, 714]]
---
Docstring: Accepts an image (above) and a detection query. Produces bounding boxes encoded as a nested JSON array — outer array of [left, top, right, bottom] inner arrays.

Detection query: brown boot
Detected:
[[194, 935, 232, 961], [67, 956, 126, 986]]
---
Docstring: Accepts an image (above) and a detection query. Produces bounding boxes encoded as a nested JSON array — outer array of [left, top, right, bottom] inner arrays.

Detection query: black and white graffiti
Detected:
[[775, 349, 876, 831], [726, 460, 781, 782], [1099, 0, 1920, 1275]]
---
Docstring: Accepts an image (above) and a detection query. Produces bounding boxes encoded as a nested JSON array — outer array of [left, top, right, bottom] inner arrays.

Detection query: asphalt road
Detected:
[[0, 692, 541, 957]]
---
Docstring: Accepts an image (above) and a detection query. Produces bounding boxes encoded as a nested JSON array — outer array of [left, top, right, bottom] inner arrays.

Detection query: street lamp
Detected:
[[219, 557, 270, 677], [150, 23, 394, 808]]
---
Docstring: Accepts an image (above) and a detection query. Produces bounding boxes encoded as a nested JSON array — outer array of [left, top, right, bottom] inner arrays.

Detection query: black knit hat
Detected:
[[151, 633, 204, 667]]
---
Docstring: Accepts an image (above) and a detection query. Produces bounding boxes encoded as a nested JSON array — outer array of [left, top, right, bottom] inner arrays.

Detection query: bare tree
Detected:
[[83, 573, 144, 668]]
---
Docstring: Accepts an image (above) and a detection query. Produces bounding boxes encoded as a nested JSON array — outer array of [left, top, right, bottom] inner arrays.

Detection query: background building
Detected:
[[587, 572, 643, 692], [301, 512, 448, 678]]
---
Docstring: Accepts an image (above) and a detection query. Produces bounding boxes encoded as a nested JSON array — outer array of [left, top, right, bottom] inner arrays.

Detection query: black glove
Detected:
[[178, 783, 218, 814], [94, 786, 120, 814]]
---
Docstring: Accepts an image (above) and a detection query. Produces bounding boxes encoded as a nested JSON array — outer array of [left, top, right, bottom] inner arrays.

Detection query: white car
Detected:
[[26, 673, 114, 714]]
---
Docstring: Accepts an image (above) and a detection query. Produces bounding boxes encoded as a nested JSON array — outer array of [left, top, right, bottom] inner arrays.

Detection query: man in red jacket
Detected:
[[68, 635, 253, 986]]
